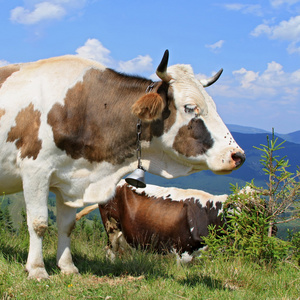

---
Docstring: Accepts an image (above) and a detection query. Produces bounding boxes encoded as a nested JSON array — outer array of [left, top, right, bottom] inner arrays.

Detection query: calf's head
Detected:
[[132, 50, 245, 176]]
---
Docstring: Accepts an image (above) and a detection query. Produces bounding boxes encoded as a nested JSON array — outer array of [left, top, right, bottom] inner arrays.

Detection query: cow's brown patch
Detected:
[[0, 109, 5, 119], [7, 103, 42, 159], [33, 219, 48, 237], [0, 64, 20, 89], [48, 68, 177, 164], [173, 118, 214, 156]]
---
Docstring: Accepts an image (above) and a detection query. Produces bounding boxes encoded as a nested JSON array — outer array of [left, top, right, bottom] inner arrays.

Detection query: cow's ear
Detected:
[[131, 93, 164, 122]]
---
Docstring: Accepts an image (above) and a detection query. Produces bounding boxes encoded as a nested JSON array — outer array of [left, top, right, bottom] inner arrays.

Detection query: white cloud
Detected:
[[209, 62, 300, 133], [205, 40, 225, 52], [287, 41, 300, 54], [10, 0, 87, 25], [10, 2, 66, 24], [270, 0, 300, 7], [271, 16, 300, 40], [76, 39, 113, 66], [251, 15, 300, 54], [224, 3, 244, 10], [233, 68, 259, 88], [0, 60, 10, 67], [251, 23, 272, 37], [223, 3, 263, 16], [76, 39, 153, 74], [118, 55, 153, 74], [212, 61, 300, 101]]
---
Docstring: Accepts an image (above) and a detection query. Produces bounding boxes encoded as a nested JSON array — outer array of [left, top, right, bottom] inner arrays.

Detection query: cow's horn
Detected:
[[199, 68, 223, 87], [156, 49, 172, 82]]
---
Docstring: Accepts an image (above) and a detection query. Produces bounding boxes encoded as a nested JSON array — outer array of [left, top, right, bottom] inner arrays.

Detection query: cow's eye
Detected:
[[184, 105, 200, 116], [184, 104, 197, 113]]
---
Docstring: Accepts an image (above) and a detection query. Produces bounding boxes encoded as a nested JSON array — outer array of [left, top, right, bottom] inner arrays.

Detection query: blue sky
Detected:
[[0, 0, 300, 134]]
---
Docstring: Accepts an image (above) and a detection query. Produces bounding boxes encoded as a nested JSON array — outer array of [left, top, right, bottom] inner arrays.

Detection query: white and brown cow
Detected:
[[0, 50, 245, 279], [76, 180, 229, 262]]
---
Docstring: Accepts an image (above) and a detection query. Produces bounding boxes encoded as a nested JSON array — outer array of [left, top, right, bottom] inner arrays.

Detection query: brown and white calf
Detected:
[[76, 180, 229, 262], [0, 50, 244, 279]]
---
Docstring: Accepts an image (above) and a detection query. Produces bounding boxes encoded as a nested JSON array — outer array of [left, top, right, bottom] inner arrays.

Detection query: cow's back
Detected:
[[0, 56, 105, 194], [0, 56, 106, 115]]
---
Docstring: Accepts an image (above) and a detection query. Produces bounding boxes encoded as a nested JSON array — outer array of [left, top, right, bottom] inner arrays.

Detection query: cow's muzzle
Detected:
[[231, 151, 246, 168], [210, 149, 246, 175]]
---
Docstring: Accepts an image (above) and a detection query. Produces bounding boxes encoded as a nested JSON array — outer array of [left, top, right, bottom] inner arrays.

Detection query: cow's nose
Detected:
[[231, 151, 246, 168]]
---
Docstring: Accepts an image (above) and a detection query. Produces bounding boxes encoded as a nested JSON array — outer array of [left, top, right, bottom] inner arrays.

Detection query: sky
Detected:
[[0, 0, 300, 134]]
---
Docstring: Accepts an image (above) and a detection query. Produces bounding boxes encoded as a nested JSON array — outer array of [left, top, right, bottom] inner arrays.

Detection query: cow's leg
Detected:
[[55, 192, 79, 274], [174, 245, 209, 266], [177, 251, 194, 265], [23, 177, 49, 280], [105, 246, 116, 261], [104, 218, 125, 261], [105, 231, 126, 261]]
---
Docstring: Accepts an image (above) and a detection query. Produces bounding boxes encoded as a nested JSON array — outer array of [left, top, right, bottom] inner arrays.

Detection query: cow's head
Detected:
[[132, 50, 245, 176]]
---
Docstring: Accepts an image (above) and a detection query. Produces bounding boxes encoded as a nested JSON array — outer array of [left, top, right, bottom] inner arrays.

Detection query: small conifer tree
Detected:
[[254, 129, 300, 237]]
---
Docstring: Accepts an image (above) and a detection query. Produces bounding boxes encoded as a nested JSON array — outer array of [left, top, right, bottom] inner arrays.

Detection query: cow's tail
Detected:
[[76, 204, 98, 221]]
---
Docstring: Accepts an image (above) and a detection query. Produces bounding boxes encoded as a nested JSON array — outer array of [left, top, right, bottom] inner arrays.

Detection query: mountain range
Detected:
[[227, 124, 300, 145]]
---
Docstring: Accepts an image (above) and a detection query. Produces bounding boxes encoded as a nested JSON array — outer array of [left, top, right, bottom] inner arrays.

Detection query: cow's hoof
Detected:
[[60, 264, 79, 275], [27, 267, 50, 281]]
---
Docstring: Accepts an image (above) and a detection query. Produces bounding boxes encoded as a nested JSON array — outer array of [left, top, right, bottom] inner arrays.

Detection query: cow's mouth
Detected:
[[212, 170, 232, 175]]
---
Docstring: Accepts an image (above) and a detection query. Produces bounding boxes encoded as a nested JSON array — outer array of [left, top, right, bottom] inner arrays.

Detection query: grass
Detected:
[[0, 227, 300, 300]]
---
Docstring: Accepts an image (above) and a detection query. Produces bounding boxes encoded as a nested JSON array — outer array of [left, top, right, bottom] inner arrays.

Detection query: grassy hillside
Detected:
[[0, 227, 299, 299]]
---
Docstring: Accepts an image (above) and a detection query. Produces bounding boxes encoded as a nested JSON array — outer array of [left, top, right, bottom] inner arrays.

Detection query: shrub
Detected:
[[202, 130, 299, 265], [202, 186, 291, 263], [287, 229, 300, 265]]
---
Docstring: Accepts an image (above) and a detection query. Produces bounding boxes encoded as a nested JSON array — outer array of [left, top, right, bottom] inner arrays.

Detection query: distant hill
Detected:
[[227, 124, 269, 134], [278, 130, 300, 145], [227, 124, 300, 144]]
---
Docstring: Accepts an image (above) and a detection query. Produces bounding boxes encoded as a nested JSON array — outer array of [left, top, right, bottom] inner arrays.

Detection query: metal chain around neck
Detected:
[[136, 118, 143, 169]]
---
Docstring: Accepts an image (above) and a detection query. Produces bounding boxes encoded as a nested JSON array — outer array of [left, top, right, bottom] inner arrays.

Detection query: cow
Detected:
[[76, 180, 229, 263], [0, 50, 245, 279]]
